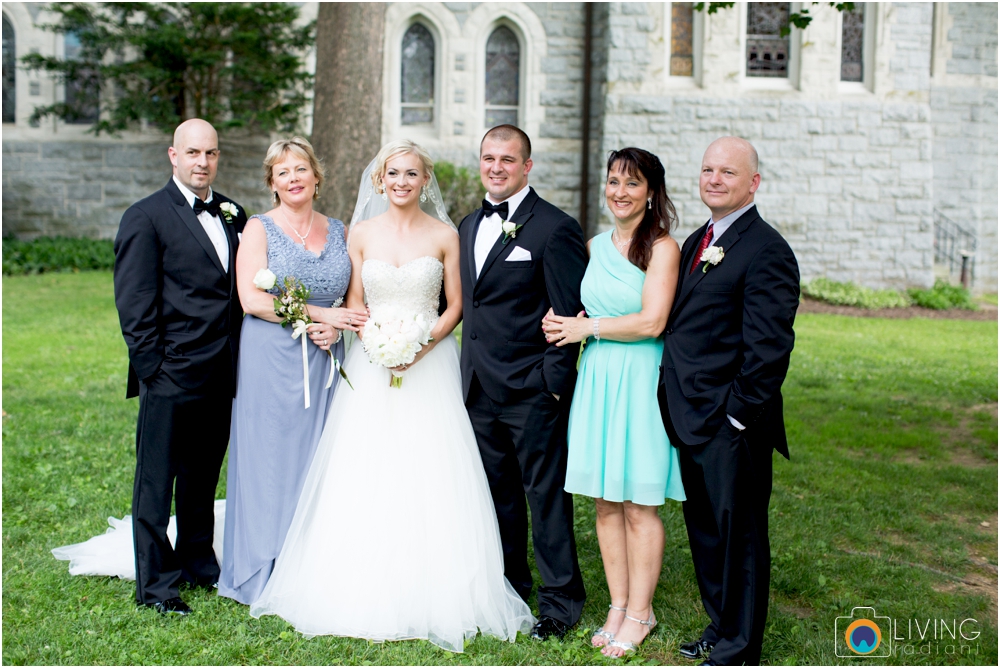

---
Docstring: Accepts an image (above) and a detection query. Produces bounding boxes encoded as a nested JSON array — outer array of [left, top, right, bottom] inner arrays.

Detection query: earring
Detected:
[[647, 198, 652, 209], [314, 184, 320, 200], [420, 185, 428, 203], [273, 191, 279, 205], [378, 179, 388, 202]]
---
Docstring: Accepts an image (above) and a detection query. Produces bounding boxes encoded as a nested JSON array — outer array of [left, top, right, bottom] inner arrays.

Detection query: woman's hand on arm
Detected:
[[236, 218, 282, 323], [542, 237, 680, 345]]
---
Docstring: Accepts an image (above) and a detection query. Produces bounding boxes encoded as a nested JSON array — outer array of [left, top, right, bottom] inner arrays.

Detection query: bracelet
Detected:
[[593, 317, 601, 342]]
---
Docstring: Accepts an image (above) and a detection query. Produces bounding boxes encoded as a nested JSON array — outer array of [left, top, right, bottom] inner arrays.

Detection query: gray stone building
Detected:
[[3, 2, 996, 291]]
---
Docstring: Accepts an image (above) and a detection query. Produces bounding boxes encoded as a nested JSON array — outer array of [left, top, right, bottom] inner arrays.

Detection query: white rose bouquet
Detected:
[[252, 269, 352, 408], [361, 305, 434, 388]]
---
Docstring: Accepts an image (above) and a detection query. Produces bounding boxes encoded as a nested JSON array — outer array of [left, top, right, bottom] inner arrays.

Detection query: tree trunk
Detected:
[[311, 3, 386, 224]]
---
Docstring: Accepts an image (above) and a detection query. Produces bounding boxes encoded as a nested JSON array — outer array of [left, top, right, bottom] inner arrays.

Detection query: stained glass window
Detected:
[[64, 31, 99, 124], [671, 3, 694, 77], [401, 23, 434, 125], [2, 15, 14, 123], [485, 26, 519, 127], [746, 2, 790, 78], [840, 3, 864, 82]]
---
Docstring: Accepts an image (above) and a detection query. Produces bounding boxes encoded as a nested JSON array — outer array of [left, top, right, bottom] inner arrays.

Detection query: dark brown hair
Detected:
[[481, 124, 532, 161], [606, 148, 677, 272]]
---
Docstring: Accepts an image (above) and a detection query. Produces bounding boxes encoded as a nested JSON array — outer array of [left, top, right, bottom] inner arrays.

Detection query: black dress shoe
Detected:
[[679, 639, 715, 660], [530, 616, 570, 640], [148, 597, 192, 616]]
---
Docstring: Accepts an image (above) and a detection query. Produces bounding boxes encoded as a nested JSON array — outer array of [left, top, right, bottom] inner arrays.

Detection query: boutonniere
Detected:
[[219, 202, 239, 224], [501, 220, 523, 245], [701, 246, 724, 273]]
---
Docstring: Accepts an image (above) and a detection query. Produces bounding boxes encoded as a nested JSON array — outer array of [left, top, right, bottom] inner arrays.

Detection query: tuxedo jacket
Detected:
[[660, 205, 799, 457], [114, 179, 247, 398], [458, 188, 588, 404]]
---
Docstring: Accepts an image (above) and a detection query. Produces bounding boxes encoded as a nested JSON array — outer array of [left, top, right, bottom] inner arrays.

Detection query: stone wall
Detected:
[[930, 2, 998, 291], [596, 2, 937, 290], [2, 134, 273, 240]]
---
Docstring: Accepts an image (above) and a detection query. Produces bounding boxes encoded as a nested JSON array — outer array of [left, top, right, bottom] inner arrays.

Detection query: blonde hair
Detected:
[[370, 139, 434, 192], [263, 137, 326, 200]]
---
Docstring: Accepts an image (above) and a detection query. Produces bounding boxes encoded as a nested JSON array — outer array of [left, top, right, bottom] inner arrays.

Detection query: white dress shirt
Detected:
[[173, 176, 229, 271], [707, 201, 756, 247], [475, 184, 532, 279], [705, 201, 756, 432]]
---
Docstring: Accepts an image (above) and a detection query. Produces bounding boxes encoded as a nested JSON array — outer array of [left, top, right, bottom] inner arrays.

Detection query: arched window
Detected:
[[401, 22, 434, 125], [746, 3, 790, 78], [485, 26, 519, 127], [2, 14, 14, 123], [64, 31, 99, 124]]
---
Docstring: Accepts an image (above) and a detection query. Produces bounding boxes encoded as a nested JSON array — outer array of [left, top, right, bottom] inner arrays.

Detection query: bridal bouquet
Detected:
[[254, 269, 352, 408], [360, 305, 434, 388]]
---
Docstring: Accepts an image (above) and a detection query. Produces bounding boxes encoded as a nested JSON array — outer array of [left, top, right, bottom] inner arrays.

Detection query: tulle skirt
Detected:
[[249, 336, 534, 652]]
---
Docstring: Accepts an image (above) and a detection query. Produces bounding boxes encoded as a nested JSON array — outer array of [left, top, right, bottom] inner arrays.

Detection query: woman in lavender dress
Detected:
[[218, 137, 368, 604]]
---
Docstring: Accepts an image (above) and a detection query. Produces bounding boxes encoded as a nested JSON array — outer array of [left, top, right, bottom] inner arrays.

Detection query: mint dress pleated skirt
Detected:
[[565, 232, 685, 506]]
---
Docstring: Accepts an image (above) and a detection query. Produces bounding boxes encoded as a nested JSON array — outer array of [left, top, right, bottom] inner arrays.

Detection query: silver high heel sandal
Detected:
[[591, 603, 627, 647], [605, 609, 657, 656]]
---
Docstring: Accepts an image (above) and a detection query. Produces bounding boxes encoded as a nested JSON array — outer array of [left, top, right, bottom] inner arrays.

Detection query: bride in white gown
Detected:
[[247, 140, 534, 651]]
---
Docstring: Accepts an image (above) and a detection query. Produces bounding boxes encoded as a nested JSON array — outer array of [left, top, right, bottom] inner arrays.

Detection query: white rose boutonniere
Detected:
[[253, 268, 277, 290], [700, 246, 725, 273], [501, 220, 524, 245], [219, 201, 239, 223]]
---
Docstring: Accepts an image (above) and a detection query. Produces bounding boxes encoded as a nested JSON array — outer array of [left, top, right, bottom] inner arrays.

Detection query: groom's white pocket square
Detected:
[[506, 247, 532, 262]]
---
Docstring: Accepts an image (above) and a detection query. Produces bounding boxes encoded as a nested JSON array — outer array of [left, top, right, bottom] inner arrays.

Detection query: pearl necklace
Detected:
[[282, 209, 314, 246], [612, 229, 633, 253]]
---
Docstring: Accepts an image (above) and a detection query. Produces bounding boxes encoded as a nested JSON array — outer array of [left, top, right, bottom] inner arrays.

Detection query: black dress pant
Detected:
[[465, 374, 586, 626], [676, 421, 773, 665], [132, 370, 231, 605]]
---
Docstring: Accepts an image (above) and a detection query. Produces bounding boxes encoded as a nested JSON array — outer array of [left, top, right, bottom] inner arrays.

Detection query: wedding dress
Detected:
[[248, 256, 534, 652]]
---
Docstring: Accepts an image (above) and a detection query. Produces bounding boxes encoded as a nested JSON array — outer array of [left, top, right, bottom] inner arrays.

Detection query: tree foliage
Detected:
[[694, 1, 856, 36], [21, 3, 315, 135]]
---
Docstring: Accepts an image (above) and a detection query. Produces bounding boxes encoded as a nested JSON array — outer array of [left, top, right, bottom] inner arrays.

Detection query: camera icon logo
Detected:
[[835, 607, 892, 657]]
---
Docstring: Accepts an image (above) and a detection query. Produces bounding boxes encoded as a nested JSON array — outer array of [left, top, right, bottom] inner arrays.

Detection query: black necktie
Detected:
[[481, 199, 509, 220], [192, 197, 221, 218]]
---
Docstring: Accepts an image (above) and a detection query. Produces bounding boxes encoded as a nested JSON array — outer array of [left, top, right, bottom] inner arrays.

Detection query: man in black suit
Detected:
[[114, 119, 247, 615], [459, 125, 588, 639], [658, 137, 799, 665]]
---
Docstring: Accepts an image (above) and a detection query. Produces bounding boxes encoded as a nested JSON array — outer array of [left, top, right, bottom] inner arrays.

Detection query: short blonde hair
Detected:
[[371, 139, 434, 192], [263, 137, 326, 200]]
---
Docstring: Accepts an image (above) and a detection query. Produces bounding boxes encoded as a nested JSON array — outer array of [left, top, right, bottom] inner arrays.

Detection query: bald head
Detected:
[[168, 119, 220, 199], [699, 136, 761, 221]]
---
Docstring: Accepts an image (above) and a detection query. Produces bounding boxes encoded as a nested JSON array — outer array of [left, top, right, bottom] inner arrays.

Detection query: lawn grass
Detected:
[[3, 272, 997, 666]]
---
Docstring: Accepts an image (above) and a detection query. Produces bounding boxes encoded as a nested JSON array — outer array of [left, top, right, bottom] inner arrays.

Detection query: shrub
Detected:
[[434, 161, 486, 224], [2, 236, 115, 275], [908, 280, 977, 310], [802, 278, 912, 309]]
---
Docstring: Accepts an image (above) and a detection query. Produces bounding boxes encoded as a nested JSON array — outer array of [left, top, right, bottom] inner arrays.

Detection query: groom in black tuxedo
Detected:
[[658, 137, 799, 665], [114, 119, 247, 615], [459, 125, 588, 639]]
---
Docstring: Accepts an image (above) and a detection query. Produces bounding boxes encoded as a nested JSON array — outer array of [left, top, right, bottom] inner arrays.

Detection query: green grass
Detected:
[[3, 272, 998, 665]]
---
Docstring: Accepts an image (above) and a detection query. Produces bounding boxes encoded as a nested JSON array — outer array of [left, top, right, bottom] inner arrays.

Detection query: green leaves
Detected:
[[2, 237, 115, 275], [908, 280, 978, 311], [22, 3, 315, 135]]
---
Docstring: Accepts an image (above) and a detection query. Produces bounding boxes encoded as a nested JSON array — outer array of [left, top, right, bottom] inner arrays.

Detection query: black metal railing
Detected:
[[933, 210, 977, 287]]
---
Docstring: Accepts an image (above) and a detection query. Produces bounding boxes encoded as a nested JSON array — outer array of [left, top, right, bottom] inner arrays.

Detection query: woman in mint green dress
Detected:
[[543, 148, 684, 658]]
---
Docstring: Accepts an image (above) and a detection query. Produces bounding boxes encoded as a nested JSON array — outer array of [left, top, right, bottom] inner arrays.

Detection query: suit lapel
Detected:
[[166, 180, 227, 278], [673, 207, 757, 315], [466, 208, 486, 286], [474, 205, 536, 292]]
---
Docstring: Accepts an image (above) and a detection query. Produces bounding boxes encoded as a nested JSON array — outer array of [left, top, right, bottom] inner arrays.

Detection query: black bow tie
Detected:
[[192, 197, 221, 217], [481, 199, 509, 220]]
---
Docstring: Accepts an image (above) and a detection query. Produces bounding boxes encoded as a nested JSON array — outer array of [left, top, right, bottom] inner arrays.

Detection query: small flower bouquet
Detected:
[[700, 246, 725, 273], [254, 268, 352, 408], [360, 304, 434, 388]]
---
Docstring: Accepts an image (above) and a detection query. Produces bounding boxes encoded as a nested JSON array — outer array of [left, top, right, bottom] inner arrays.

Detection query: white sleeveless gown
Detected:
[[248, 257, 534, 652]]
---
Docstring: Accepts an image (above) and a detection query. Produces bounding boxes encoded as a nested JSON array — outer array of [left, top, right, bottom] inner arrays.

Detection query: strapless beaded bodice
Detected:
[[362, 257, 443, 323]]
